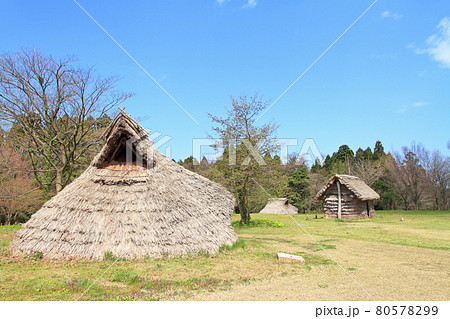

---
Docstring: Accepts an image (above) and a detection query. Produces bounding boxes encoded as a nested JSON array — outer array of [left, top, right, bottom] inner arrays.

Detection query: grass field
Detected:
[[0, 211, 449, 301]]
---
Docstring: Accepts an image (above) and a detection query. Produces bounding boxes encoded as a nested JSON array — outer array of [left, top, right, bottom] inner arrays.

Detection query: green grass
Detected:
[[109, 270, 232, 299], [245, 211, 450, 251], [219, 239, 245, 252], [232, 219, 285, 228], [0, 225, 22, 232], [112, 270, 143, 284], [0, 210, 448, 300]]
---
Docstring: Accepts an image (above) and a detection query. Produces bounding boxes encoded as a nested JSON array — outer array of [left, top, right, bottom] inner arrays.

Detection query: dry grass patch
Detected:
[[180, 239, 449, 301], [0, 210, 448, 300]]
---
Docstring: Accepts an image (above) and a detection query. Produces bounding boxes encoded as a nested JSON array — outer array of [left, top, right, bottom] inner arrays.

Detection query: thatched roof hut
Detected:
[[10, 111, 237, 260], [315, 174, 380, 219], [259, 198, 298, 214]]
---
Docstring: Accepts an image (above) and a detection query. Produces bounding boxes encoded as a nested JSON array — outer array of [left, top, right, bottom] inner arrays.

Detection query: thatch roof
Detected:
[[315, 174, 380, 201], [259, 198, 298, 214], [10, 111, 237, 260]]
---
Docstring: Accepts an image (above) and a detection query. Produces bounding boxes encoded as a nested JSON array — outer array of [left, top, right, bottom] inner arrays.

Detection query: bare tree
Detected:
[[352, 158, 382, 187], [0, 49, 132, 194], [307, 171, 327, 213], [0, 140, 43, 224], [387, 145, 428, 210], [418, 147, 449, 210]]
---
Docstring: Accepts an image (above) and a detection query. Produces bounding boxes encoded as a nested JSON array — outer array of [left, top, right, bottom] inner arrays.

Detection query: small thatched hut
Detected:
[[10, 111, 237, 260], [315, 174, 380, 219], [259, 198, 298, 214]]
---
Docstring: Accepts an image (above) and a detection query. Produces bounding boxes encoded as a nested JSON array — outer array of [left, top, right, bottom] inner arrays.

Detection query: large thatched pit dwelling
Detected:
[[10, 111, 237, 260], [315, 174, 380, 219]]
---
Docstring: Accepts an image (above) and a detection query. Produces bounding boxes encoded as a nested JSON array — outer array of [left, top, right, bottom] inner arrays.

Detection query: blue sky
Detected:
[[1, 0, 449, 161]]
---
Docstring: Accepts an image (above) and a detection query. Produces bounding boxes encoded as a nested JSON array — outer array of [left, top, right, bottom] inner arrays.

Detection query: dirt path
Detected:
[[171, 239, 450, 301]]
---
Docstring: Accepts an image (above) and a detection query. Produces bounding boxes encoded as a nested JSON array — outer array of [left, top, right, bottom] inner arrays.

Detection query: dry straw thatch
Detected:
[[10, 111, 237, 260], [259, 198, 298, 214], [315, 174, 380, 201]]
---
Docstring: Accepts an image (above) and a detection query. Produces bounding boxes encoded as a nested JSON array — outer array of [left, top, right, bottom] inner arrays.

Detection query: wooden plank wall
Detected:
[[323, 182, 373, 219]]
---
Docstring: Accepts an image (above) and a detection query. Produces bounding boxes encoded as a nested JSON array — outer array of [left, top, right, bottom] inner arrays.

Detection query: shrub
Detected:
[[232, 219, 285, 228], [103, 251, 117, 262], [103, 251, 126, 262], [32, 252, 43, 260]]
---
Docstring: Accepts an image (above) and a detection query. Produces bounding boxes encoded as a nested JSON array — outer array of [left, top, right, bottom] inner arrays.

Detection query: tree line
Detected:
[[179, 139, 449, 219], [177, 95, 449, 224], [0, 49, 448, 225]]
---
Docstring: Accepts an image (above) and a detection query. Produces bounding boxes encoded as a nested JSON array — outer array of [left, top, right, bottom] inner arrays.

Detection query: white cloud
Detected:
[[217, 0, 257, 9], [395, 105, 409, 114], [413, 101, 429, 107], [216, 0, 230, 5], [416, 17, 450, 68], [395, 101, 430, 113], [241, 0, 257, 9], [418, 70, 427, 77], [381, 10, 402, 20]]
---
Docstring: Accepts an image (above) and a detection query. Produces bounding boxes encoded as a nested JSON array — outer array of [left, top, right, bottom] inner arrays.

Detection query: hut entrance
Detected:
[[106, 136, 147, 168], [366, 202, 370, 217]]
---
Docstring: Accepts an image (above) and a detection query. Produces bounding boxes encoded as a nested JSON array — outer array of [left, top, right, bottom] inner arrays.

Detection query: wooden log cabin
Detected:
[[315, 174, 380, 219]]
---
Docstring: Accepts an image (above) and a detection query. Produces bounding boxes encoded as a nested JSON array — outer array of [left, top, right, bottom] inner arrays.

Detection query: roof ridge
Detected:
[[103, 109, 148, 141], [315, 174, 380, 200]]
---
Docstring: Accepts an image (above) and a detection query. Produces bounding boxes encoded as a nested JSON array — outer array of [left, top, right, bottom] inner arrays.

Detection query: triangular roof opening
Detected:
[[103, 134, 147, 168], [93, 110, 150, 169]]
